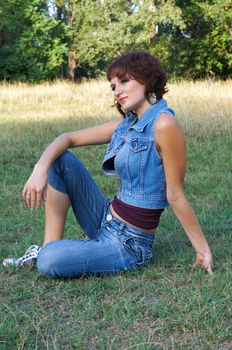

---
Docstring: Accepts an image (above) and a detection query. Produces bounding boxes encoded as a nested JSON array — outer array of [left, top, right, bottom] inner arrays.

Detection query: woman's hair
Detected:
[[107, 51, 168, 116]]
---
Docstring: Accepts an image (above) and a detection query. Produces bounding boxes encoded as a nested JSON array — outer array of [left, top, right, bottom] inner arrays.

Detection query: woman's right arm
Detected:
[[22, 118, 121, 209]]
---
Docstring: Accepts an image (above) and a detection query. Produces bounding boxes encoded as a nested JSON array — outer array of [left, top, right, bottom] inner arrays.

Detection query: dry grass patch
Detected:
[[0, 79, 231, 136]]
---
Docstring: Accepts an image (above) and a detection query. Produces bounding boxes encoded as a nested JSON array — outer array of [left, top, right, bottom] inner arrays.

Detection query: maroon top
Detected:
[[111, 197, 164, 230]]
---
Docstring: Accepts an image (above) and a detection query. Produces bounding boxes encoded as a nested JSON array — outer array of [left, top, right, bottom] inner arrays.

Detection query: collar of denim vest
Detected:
[[129, 99, 167, 133]]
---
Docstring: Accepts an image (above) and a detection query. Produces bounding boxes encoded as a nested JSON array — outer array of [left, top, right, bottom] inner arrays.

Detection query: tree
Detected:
[[58, 0, 184, 79], [49, 0, 77, 79], [159, 0, 232, 79], [0, 0, 70, 81], [199, 1, 232, 78]]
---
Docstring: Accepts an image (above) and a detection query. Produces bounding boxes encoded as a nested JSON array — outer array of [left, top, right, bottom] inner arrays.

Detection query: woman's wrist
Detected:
[[196, 244, 212, 257], [34, 161, 49, 173]]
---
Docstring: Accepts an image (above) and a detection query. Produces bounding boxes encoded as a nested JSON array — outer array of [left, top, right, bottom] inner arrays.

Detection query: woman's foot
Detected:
[[3, 245, 41, 267]]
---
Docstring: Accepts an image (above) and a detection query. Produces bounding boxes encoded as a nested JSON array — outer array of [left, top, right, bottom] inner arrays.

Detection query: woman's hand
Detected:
[[192, 251, 213, 274], [22, 164, 48, 210]]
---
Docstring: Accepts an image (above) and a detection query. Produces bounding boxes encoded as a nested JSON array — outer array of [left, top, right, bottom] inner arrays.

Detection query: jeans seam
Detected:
[[73, 184, 104, 231]]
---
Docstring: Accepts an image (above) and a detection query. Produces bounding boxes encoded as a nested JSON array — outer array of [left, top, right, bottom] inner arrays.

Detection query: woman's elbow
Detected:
[[166, 190, 185, 205]]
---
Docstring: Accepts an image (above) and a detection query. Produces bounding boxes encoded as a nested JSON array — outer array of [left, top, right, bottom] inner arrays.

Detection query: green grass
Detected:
[[0, 81, 232, 349]]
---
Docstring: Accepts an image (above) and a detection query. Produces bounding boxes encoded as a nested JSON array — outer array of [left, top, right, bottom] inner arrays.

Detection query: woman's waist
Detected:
[[109, 204, 157, 234]]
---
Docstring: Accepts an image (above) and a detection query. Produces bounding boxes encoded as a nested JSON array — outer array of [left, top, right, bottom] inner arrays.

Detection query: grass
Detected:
[[0, 79, 232, 349]]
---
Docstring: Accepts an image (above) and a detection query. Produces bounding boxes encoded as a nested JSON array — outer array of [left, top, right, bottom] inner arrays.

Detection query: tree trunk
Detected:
[[67, 49, 76, 80], [66, 1, 76, 80]]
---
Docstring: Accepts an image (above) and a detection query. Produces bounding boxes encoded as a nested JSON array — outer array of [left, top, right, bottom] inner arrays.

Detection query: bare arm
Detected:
[[155, 113, 213, 273], [23, 118, 122, 209]]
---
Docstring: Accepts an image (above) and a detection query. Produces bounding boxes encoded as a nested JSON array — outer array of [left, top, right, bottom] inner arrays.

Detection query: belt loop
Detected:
[[118, 222, 126, 235]]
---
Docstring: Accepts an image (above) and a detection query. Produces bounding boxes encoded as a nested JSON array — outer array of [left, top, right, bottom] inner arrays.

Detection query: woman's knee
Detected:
[[37, 242, 61, 278], [48, 151, 78, 193], [49, 151, 73, 175], [49, 151, 83, 180]]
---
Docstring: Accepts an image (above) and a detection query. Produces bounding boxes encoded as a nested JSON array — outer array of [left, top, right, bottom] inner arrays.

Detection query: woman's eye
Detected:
[[111, 86, 115, 91]]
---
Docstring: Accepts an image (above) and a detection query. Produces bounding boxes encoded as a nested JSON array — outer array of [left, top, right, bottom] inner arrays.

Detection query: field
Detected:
[[0, 79, 232, 349]]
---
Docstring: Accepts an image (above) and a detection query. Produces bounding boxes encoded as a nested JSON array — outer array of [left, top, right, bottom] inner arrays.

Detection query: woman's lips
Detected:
[[118, 96, 127, 104]]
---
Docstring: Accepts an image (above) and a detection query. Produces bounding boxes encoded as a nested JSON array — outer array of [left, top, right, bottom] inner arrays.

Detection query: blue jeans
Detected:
[[37, 151, 155, 278]]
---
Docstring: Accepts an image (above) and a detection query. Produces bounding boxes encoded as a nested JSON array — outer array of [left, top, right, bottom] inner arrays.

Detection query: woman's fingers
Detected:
[[25, 189, 32, 209], [43, 185, 48, 201], [30, 190, 36, 210], [206, 264, 213, 274], [191, 254, 213, 274], [22, 185, 28, 201], [23, 187, 45, 209], [36, 191, 43, 209]]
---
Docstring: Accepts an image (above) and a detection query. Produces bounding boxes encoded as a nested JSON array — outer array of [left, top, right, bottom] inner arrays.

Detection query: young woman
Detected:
[[3, 51, 213, 277]]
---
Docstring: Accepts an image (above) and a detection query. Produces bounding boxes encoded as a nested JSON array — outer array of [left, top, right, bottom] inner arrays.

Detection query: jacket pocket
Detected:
[[128, 138, 148, 152]]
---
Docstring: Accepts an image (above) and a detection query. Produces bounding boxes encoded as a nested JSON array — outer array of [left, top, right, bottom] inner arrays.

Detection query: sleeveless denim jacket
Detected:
[[102, 99, 175, 209]]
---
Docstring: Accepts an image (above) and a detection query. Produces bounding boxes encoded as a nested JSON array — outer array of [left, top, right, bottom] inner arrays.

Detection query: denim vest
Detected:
[[102, 99, 175, 209]]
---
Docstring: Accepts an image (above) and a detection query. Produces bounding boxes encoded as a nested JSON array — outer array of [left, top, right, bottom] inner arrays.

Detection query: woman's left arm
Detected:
[[155, 113, 213, 274]]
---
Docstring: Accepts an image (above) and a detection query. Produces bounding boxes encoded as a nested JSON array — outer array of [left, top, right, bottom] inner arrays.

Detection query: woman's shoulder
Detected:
[[155, 112, 185, 145]]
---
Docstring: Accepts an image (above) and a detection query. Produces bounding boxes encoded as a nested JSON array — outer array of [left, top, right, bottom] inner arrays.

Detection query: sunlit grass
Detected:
[[168, 80, 232, 136], [0, 79, 231, 136]]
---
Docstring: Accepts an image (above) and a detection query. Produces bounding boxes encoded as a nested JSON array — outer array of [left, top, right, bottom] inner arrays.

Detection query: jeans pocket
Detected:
[[123, 237, 152, 267]]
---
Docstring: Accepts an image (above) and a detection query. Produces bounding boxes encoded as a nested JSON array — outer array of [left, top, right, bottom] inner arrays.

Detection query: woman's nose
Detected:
[[114, 84, 122, 97]]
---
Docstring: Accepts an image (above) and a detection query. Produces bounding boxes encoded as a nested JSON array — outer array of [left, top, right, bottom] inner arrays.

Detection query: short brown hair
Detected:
[[107, 51, 168, 104]]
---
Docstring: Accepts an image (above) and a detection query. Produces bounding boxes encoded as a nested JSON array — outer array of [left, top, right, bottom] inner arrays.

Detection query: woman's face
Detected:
[[110, 75, 151, 117]]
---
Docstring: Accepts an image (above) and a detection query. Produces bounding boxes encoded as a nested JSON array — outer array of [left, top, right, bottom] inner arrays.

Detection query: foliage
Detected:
[[161, 0, 232, 79], [46, 0, 184, 79], [0, 0, 231, 81], [0, 0, 70, 81]]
